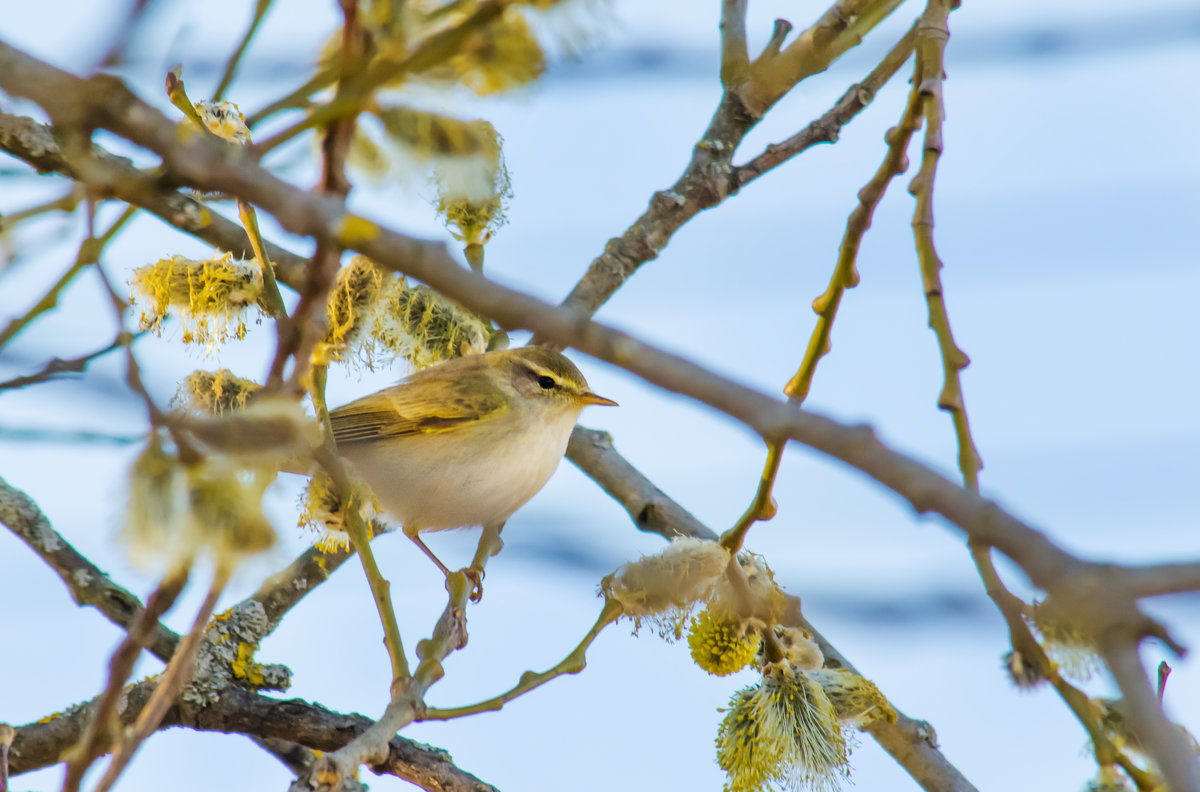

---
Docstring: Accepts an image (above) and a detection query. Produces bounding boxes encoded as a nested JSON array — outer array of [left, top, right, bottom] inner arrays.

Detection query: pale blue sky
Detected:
[[2, 2, 1198, 791]]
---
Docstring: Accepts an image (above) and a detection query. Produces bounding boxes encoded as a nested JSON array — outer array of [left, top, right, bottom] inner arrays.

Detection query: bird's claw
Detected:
[[464, 566, 485, 602]]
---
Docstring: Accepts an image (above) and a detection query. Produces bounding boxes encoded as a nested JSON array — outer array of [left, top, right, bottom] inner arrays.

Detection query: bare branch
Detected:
[[0, 42, 1130, 597], [0, 332, 133, 391], [10, 684, 497, 792], [61, 568, 188, 792], [0, 112, 310, 287], [720, 0, 750, 87], [1116, 563, 1200, 600], [1097, 637, 1200, 791], [0, 476, 181, 662]]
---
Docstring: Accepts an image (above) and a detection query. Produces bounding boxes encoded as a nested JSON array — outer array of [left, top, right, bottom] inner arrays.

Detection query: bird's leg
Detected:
[[403, 524, 453, 577], [463, 522, 505, 602]]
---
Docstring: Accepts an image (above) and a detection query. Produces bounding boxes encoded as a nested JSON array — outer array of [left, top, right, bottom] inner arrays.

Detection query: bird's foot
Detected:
[[463, 565, 485, 602]]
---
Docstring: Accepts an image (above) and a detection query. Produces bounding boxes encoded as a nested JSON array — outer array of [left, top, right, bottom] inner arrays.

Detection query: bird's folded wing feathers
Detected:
[[330, 381, 505, 444]]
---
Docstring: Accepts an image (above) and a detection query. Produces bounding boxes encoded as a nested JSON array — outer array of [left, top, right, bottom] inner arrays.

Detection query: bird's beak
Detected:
[[578, 391, 618, 407]]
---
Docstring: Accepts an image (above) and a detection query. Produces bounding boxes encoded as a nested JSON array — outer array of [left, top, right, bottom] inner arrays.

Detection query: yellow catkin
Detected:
[[130, 253, 263, 347], [186, 461, 276, 567], [717, 663, 851, 792], [435, 120, 510, 244], [177, 369, 263, 414], [688, 607, 760, 676], [717, 685, 786, 792], [298, 471, 379, 552], [193, 100, 251, 144], [322, 255, 385, 362], [374, 280, 492, 370], [1031, 599, 1101, 680], [810, 668, 898, 728], [450, 8, 545, 96]]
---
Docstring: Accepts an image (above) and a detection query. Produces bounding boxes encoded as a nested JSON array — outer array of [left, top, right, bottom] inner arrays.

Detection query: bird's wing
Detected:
[[329, 375, 506, 445]]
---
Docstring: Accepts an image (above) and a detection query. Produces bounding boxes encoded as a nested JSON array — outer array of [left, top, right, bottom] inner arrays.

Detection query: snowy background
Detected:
[[1, 1, 1198, 790]]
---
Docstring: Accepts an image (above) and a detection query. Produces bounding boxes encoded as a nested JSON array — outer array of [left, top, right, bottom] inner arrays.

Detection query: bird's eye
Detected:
[[537, 375, 556, 390]]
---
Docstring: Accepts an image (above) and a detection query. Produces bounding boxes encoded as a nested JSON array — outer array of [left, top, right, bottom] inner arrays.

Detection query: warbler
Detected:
[[326, 345, 616, 579]]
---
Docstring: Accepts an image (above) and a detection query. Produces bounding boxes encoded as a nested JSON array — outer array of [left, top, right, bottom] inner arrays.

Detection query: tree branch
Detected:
[[0, 112, 310, 287], [2, 42, 1190, 608], [0, 476, 181, 662], [9, 684, 497, 792]]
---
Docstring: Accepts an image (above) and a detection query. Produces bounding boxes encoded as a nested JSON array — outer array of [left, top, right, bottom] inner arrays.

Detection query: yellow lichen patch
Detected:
[[193, 100, 251, 144], [335, 215, 380, 246], [688, 607, 760, 677], [129, 252, 264, 349], [231, 642, 267, 686], [37, 711, 63, 724], [176, 369, 263, 415]]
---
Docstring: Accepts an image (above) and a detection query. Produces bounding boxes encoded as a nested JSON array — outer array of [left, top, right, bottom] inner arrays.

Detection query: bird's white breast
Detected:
[[341, 405, 581, 531]]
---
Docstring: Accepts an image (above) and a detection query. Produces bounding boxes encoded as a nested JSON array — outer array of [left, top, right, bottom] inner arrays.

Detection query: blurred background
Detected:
[[1, 1, 1198, 790]]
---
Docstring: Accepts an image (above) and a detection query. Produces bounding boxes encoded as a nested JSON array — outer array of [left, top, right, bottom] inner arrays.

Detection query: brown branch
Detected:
[[9, 684, 497, 792], [92, 570, 230, 792], [550, 2, 909, 326], [1098, 636, 1200, 791], [567, 428, 711, 540], [733, 21, 917, 189], [0, 42, 1174, 600], [61, 568, 188, 792], [1120, 563, 1200, 599], [4, 43, 1198, 789], [720, 0, 750, 88], [0, 476, 181, 662], [0, 112, 310, 288]]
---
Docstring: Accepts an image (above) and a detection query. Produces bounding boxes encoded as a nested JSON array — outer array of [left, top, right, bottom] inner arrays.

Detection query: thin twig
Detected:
[[1098, 637, 1200, 791], [61, 568, 189, 792], [250, 1, 508, 157], [90, 569, 230, 792], [0, 331, 134, 391], [422, 600, 621, 720], [0, 112, 310, 288], [0, 205, 136, 350], [0, 477, 182, 661], [547, 1, 910, 328], [783, 43, 923, 401], [212, 0, 274, 101], [0, 185, 83, 229], [719, 441, 783, 553]]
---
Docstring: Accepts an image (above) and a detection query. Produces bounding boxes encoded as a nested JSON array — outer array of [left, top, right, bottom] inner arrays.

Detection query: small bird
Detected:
[[327, 345, 616, 585]]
